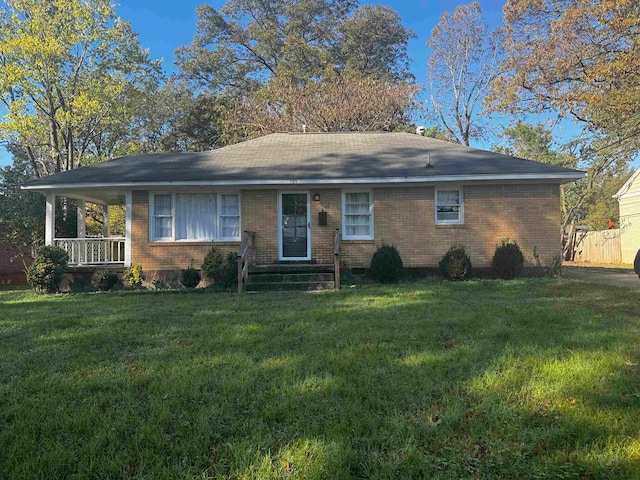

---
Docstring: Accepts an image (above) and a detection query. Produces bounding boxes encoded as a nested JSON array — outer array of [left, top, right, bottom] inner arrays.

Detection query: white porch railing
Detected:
[[54, 237, 126, 266]]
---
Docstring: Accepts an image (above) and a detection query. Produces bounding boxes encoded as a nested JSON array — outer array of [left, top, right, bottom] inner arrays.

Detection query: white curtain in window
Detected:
[[220, 194, 240, 239], [437, 190, 460, 206], [154, 194, 172, 215], [436, 190, 461, 222], [344, 192, 372, 237], [153, 194, 173, 239], [176, 194, 216, 240]]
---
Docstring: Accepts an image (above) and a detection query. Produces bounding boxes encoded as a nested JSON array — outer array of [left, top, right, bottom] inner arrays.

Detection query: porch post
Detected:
[[77, 199, 86, 238], [103, 205, 110, 237], [45, 192, 55, 246], [124, 191, 132, 267]]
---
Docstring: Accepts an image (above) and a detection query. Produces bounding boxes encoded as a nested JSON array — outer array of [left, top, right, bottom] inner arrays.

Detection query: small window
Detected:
[[435, 188, 464, 224], [153, 194, 173, 240], [343, 191, 374, 240], [220, 194, 240, 240]]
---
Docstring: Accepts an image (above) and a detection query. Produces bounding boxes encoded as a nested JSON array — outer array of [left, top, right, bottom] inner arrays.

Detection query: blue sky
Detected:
[[0, 0, 580, 167]]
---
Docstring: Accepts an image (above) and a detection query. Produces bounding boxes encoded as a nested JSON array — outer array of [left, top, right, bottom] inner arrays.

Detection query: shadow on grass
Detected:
[[0, 280, 639, 478]]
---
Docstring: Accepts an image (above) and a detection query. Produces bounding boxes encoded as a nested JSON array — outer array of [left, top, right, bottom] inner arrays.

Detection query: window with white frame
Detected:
[[153, 194, 173, 240], [219, 194, 241, 240], [435, 188, 464, 224], [342, 191, 374, 240], [151, 193, 240, 241]]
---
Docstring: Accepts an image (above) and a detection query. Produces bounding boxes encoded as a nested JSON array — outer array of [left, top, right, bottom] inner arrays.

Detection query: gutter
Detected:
[[22, 172, 586, 191]]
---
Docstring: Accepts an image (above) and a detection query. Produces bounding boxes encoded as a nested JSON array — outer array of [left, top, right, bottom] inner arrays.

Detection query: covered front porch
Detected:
[[44, 189, 132, 267]]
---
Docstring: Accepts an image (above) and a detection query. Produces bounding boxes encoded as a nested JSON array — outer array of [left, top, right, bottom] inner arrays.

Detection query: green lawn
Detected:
[[1, 280, 639, 479]]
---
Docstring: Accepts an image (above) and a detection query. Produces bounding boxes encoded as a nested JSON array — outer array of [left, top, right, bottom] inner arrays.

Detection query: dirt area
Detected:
[[562, 263, 639, 289]]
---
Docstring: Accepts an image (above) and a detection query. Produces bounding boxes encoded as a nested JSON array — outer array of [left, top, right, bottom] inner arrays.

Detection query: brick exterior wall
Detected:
[[130, 183, 561, 271]]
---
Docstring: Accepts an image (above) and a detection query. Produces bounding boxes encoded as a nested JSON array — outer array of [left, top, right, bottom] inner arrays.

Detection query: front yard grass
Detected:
[[1, 279, 639, 479]]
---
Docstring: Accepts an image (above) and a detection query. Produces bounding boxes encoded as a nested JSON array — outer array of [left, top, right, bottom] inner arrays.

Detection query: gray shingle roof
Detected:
[[24, 132, 584, 189]]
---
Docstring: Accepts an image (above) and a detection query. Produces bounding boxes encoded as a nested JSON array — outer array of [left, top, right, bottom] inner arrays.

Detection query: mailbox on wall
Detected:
[[318, 210, 328, 226]]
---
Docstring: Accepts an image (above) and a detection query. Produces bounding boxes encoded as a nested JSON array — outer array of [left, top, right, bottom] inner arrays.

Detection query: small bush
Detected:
[[27, 246, 68, 294], [91, 269, 119, 291], [179, 268, 201, 288], [491, 239, 525, 280], [123, 264, 145, 289], [201, 246, 226, 279], [370, 245, 403, 284], [548, 254, 562, 278], [439, 244, 472, 281], [219, 252, 238, 288], [202, 247, 238, 288]]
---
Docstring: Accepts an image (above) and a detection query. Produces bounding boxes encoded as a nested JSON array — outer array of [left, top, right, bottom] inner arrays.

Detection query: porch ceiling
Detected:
[[53, 188, 126, 206]]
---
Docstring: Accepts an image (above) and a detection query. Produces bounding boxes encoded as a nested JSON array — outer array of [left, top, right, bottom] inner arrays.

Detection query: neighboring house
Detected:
[[614, 167, 640, 264], [0, 243, 31, 285], [22, 132, 584, 274]]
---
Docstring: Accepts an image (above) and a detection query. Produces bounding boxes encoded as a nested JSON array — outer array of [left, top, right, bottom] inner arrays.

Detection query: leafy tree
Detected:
[[175, 0, 414, 91], [563, 139, 631, 230], [0, 0, 162, 176], [489, 0, 640, 155], [0, 150, 44, 251], [0, 144, 79, 252], [85, 204, 125, 238], [153, 81, 225, 152], [426, 2, 502, 146], [495, 121, 575, 167], [581, 173, 629, 230], [494, 121, 576, 223], [223, 76, 420, 142], [338, 5, 415, 81], [495, 120, 631, 231], [415, 125, 458, 142]]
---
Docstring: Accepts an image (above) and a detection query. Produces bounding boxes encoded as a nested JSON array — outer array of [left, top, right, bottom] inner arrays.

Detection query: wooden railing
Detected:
[[237, 230, 256, 293], [334, 228, 341, 291], [55, 237, 126, 266]]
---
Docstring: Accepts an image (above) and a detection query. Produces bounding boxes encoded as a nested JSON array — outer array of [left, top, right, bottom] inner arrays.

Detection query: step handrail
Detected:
[[238, 230, 256, 293], [334, 228, 341, 290]]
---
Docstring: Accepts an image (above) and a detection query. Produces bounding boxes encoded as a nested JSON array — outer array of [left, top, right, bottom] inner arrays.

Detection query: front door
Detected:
[[279, 192, 311, 260]]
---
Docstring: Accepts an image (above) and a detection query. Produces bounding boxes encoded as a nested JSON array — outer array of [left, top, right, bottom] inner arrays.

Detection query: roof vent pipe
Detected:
[[302, 125, 307, 133], [425, 153, 434, 168]]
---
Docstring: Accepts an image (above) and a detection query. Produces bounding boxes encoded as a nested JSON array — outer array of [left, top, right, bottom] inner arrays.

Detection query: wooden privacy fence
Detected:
[[573, 229, 622, 264]]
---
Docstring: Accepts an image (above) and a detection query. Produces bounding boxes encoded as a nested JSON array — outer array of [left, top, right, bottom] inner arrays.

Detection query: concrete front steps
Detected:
[[245, 264, 336, 292]]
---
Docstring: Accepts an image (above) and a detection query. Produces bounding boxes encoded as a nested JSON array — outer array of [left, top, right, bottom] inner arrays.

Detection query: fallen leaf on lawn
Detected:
[[426, 414, 441, 427]]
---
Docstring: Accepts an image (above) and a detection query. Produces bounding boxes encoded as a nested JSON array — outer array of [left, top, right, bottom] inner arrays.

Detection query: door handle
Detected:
[[307, 222, 311, 229]]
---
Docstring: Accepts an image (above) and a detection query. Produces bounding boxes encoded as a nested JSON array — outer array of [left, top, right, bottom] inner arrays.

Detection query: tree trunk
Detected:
[[25, 146, 41, 178], [49, 116, 61, 173]]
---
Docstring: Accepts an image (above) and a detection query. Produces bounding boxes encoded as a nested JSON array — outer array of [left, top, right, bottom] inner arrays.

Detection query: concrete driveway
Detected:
[[562, 264, 639, 289]]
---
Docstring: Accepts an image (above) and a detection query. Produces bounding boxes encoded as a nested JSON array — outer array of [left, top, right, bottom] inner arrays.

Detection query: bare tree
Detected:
[[426, 2, 502, 146]]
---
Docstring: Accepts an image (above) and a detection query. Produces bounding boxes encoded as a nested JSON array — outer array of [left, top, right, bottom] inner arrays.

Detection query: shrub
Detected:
[[370, 244, 403, 283], [91, 269, 119, 291], [179, 268, 201, 288], [201, 246, 226, 279], [548, 254, 562, 278], [439, 244, 472, 281], [123, 264, 145, 289], [26, 246, 68, 294], [202, 247, 238, 288], [219, 252, 238, 288], [491, 239, 525, 280]]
